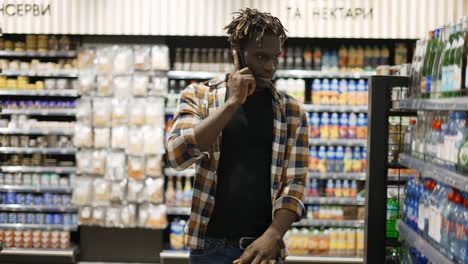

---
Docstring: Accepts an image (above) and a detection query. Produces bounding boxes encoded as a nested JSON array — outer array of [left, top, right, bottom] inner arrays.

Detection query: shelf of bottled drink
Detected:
[[393, 98, 468, 111]]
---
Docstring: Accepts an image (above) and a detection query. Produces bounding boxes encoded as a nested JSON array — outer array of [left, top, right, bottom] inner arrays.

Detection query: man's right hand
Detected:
[[227, 49, 256, 106]]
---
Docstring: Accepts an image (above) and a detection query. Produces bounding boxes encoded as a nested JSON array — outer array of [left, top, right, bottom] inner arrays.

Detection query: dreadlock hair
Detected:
[[224, 8, 287, 49]]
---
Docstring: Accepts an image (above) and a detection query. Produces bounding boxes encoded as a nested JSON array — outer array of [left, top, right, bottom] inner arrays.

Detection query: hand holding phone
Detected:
[[227, 49, 256, 106]]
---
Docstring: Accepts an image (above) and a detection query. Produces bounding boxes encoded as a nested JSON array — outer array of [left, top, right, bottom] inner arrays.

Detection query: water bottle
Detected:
[[449, 195, 464, 256], [441, 191, 456, 255]]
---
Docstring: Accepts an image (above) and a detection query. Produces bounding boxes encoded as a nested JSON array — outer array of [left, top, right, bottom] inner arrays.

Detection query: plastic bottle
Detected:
[[335, 146, 345, 173], [453, 112, 467, 168], [346, 228, 356, 257], [454, 197, 468, 263], [405, 119, 417, 154], [339, 79, 348, 106], [352, 147, 362, 173], [312, 79, 322, 104], [310, 229, 320, 255], [347, 80, 357, 106], [329, 228, 338, 256], [342, 180, 350, 198], [330, 79, 340, 105], [320, 230, 330, 255], [337, 228, 346, 256], [320, 113, 330, 139], [418, 180, 433, 236], [441, 191, 456, 255], [310, 112, 321, 139], [350, 180, 358, 198], [334, 180, 342, 197], [343, 147, 353, 173], [356, 113, 367, 139], [361, 148, 367, 173], [450, 195, 464, 256], [321, 79, 331, 105], [356, 79, 366, 106], [318, 146, 328, 173], [428, 183, 450, 246], [339, 113, 349, 139], [459, 199, 468, 264], [175, 176, 184, 207], [165, 176, 176, 207], [348, 113, 357, 139], [327, 146, 336, 173], [330, 113, 340, 139], [183, 177, 192, 207], [311, 179, 319, 197], [326, 179, 334, 197], [309, 146, 319, 172]]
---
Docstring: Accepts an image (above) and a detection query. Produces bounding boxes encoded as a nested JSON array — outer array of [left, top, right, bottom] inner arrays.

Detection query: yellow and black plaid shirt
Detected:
[[165, 75, 309, 259]]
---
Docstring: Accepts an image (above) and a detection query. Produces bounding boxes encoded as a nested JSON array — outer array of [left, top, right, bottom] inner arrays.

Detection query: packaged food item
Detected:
[[113, 76, 132, 99], [143, 178, 164, 203], [76, 151, 93, 174], [78, 73, 95, 95], [128, 156, 145, 180], [111, 99, 129, 126], [145, 98, 165, 126], [127, 179, 144, 202], [151, 45, 170, 70], [91, 206, 106, 226], [105, 206, 121, 227], [143, 126, 164, 155], [134, 46, 151, 71], [73, 123, 93, 148], [96, 47, 114, 74], [110, 180, 126, 202], [129, 99, 146, 126], [105, 152, 126, 180], [113, 46, 134, 74], [93, 128, 110, 148], [121, 204, 137, 227], [97, 75, 113, 96], [92, 178, 111, 205], [91, 150, 107, 175], [151, 77, 168, 96], [139, 203, 167, 228], [128, 128, 144, 155], [73, 177, 92, 205], [111, 126, 128, 149], [146, 155, 162, 177], [132, 73, 149, 96], [92, 98, 112, 128], [76, 99, 92, 125], [78, 206, 93, 225]]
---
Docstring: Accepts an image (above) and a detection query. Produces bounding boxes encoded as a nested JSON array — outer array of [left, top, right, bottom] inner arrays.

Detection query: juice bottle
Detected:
[[308, 146, 319, 172], [320, 113, 330, 139], [357, 113, 368, 139], [310, 179, 319, 197], [326, 179, 334, 197], [165, 176, 176, 207], [300, 228, 310, 255], [343, 147, 353, 173], [361, 148, 367, 173], [313, 47, 322, 71], [309, 229, 320, 255], [183, 177, 192, 207], [339, 113, 349, 139], [318, 230, 329, 255], [350, 180, 358, 198], [334, 180, 342, 197], [335, 146, 345, 173], [356, 229, 364, 257], [346, 229, 356, 257], [318, 146, 328, 173], [321, 79, 331, 105], [338, 45, 349, 71], [330, 113, 339, 139], [312, 79, 322, 104], [348, 113, 357, 139], [330, 79, 340, 105], [326, 146, 336, 173], [310, 112, 321, 138], [352, 147, 362, 173], [175, 176, 184, 207], [347, 80, 357, 106], [364, 81, 369, 106], [357, 79, 366, 106], [329, 228, 338, 256], [342, 180, 350, 198], [339, 79, 348, 106], [338, 228, 347, 256]]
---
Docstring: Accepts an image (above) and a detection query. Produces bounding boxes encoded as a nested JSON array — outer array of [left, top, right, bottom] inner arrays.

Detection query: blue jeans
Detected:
[[188, 237, 282, 264]]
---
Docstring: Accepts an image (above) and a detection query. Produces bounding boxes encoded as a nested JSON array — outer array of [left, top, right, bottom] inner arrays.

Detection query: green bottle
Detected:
[[425, 31, 438, 98], [452, 18, 464, 97], [431, 27, 445, 98], [420, 32, 433, 98], [443, 23, 458, 97]]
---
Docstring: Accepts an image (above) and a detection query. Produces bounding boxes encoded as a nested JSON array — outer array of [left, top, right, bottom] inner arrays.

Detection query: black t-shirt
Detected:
[[206, 89, 274, 239]]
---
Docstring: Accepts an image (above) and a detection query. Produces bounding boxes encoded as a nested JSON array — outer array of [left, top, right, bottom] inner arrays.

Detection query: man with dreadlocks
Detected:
[[165, 8, 308, 264]]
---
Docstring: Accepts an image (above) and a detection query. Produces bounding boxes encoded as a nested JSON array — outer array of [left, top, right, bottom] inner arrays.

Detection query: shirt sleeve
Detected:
[[272, 107, 309, 221], [164, 84, 206, 170]]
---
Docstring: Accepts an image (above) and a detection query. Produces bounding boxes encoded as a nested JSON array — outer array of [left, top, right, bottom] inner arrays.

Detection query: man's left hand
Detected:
[[233, 231, 279, 264]]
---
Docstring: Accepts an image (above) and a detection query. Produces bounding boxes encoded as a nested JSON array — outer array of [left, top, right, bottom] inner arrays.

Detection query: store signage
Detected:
[[0, 3, 51, 17], [310, 7, 373, 20]]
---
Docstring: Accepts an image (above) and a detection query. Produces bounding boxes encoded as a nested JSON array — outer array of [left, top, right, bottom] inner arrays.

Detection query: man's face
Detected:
[[242, 33, 282, 88]]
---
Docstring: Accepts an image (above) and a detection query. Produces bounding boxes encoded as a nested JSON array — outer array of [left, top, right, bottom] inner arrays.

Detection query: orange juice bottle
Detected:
[[309, 229, 320, 255], [346, 229, 356, 257], [329, 229, 337, 256], [339, 79, 348, 106], [347, 80, 357, 106]]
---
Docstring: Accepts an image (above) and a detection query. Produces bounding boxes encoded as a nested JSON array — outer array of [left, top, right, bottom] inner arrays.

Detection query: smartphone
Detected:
[[235, 48, 247, 69]]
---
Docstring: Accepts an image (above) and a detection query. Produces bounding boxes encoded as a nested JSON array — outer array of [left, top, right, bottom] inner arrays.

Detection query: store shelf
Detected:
[[0, 128, 73, 135], [0, 166, 76, 174], [393, 97, 468, 111], [309, 139, 367, 147], [397, 220, 454, 264], [304, 197, 365, 205], [308, 172, 366, 180], [0, 204, 77, 212], [0, 223, 77, 231], [2, 70, 78, 78], [0, 109, 76, 116], [0, 185, 72, 193], [0, 147, 76, 155], [399, 153, 468, 192], [292, 219, 365, 228], [166, 207, 191, 215], [167, 70, 224, 80], [0, 50, 77, 58], [302, 104, 367, 113], [0, 247, 76, 257], [160, 251, 363, 263], [275, 70, 375, 79], [164, 168, 195, 177], [0, 89, 79, 97]]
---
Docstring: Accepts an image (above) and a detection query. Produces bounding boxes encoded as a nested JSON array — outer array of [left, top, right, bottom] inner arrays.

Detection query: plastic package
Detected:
[[93, 128, 110, 148], [110, 180, 126, 202], [128, 128, 144, 155], [134, 46, 151, 71], [128, 99, 146, 126], [127, 179, 144, 202], [92, 178, 111, 205], [78, 206, 93, 225], [91, 206, 106, 226], [97, 75, 113, 96], [132, 73, 149, 96], [143, 178, 164, 203], [96, 47, 114, 74], [92, 98, 112, 128], [76, 151, 93, 174], [111, 126, 128, 149], [74, 123, 93, 148], [146, 155, 162, 177], [151, 77, 168, 96], [113, 76, 132, 99], [127, 156, 145, 180], [105, 152, 126, 180], [111, 99, 129, 126], [113, 46, 133, 74], [91, 150, 107, 175], [78, 73, 95, 95], [151, 45, 170, 70], [143, 126, 164, 155], [145, 98, 165, 126], [73, 177, 92, 206], [76, 99, 92, 125], [105, 206, 121, 227], [121, 204, 137, 227], [139, 203, 167, 229]]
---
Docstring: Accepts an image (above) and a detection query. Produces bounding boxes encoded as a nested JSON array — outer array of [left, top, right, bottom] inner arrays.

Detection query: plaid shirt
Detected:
[[165, 75, 309, 259]]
